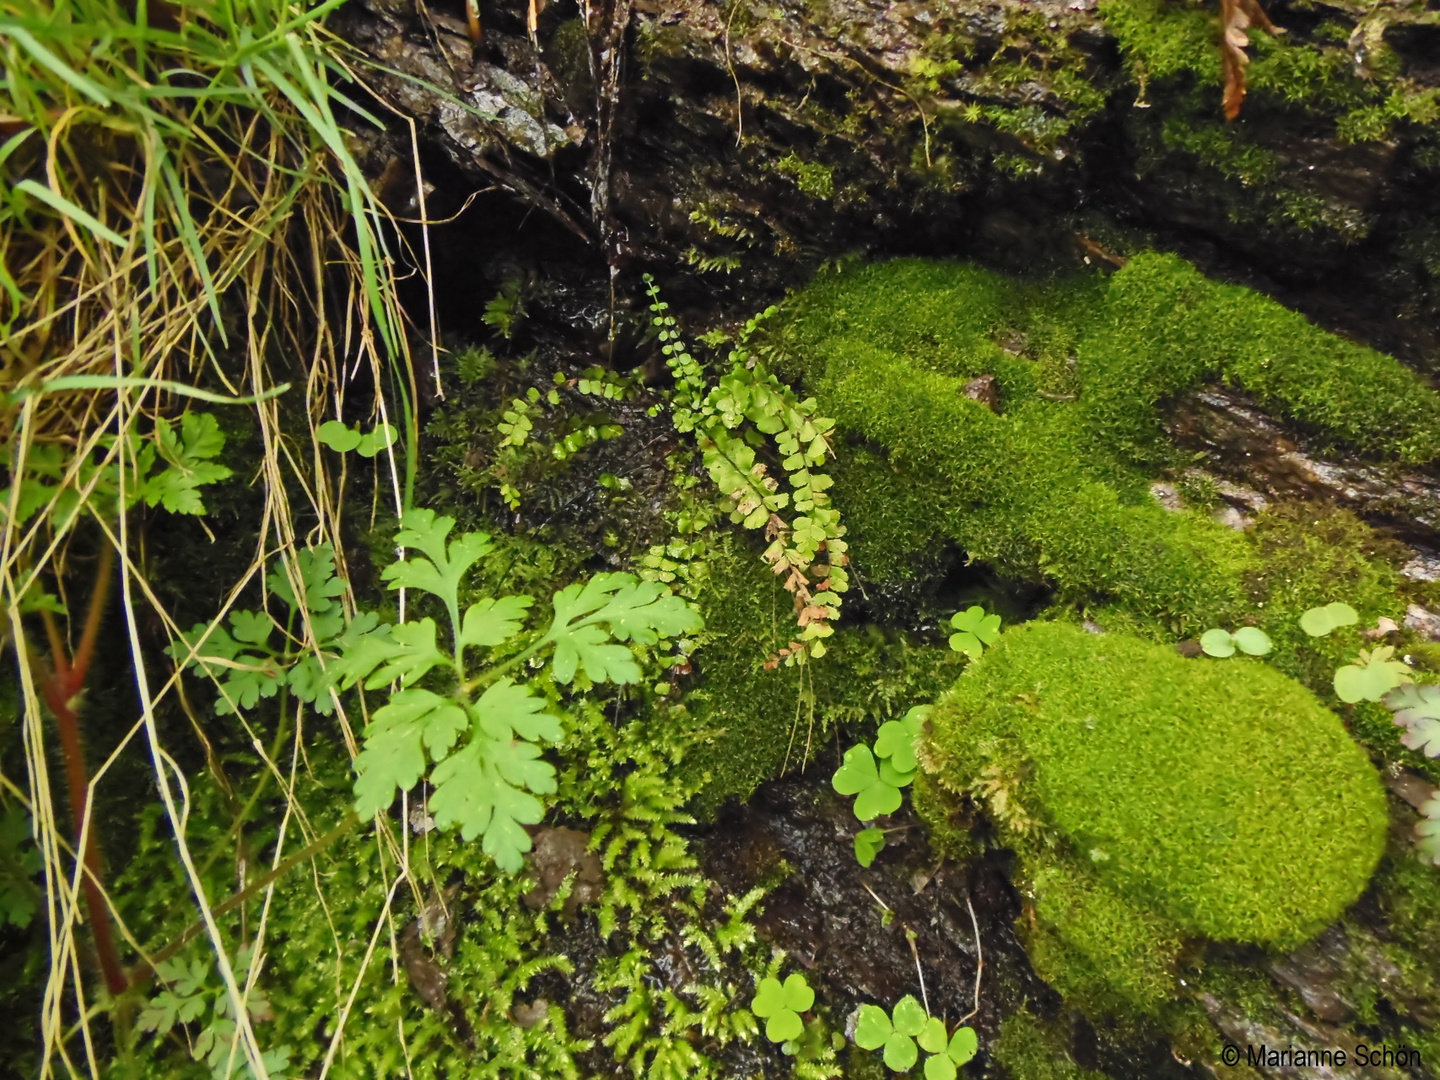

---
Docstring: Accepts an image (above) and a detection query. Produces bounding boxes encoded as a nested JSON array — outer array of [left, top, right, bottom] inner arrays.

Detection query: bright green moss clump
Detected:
[[772, 254, 1440, 637], [1079, 253, 1440, 463], [919, 623, 1388, 1007]]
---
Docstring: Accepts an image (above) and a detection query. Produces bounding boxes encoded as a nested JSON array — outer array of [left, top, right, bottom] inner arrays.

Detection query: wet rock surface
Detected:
[[334, 0, 1440, 368], [1165, 387, 1440, 546]]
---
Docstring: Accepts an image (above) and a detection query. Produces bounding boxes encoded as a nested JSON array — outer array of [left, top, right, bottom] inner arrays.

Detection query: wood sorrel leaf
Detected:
[[854, 1004, 891, 1050]]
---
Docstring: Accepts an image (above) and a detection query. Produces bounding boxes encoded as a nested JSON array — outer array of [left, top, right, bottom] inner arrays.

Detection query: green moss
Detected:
[[681, 536, 965, 811], [1022, 857, 1182, 1011], [993, 1009, 1108, 1080], [772, 152, 835, 199], [1077, 253, 1440, 463], [920, 623, 1388, 1006], [771, 256, 1438, 642]]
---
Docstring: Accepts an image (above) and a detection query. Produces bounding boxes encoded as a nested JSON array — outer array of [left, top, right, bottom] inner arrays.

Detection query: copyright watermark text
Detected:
[[1219, 1042, 1422, 1070]]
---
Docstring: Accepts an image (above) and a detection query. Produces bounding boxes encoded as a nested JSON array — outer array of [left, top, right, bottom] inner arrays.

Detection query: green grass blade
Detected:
[[14, 179, 126, 246]]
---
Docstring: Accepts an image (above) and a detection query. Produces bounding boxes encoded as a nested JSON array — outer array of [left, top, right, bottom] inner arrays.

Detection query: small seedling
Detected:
[[1300, 602, 1359, 637], [1384, 684, 1440, 756], [317, 420, 399, 458], [854, 996, 978, 1078], [855, 828, 886, 867], [948, 606, 1001, 659], [874, 706, 928, 772], [833, 746, 912, 820], [1334, 646, 1412, 703], [835, 706, 929, 832], [1199, 626, 1272, 657], [752, 973, 815, 1043]]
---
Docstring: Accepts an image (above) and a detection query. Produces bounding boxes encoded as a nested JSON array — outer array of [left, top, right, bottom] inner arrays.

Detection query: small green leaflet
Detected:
[[353, 689, 470, 818], [1384, 683, 1440, 757], [0, 808, 41, 929], [136, 412, 234, 515], [360, 619, 449, 688], [460, 595, 534, 651], [1334, 646, 1412, 703], [544, 572, 701, 685], [832, 745, 911, 821], [855, 827, 886, 868], [1300, 602, 1359, 637], [1199, 626, 1272, 658], [268, 546, 347, 625], [317, 419, 398, 457], [428, 738, 554, 873], [751, 973, 814, 1044], [167, 620, 285, 715], [948, 605, 1001, 659]]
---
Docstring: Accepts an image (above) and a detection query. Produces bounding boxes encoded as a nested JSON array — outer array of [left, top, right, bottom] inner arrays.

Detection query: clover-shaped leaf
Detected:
[[1300, 602, 1359, 637], [835, 744, 911, 821], [1334, 646, 1412, 704], [948, 606, 1001, 659], [925, 1055, 958, 1080], [752, 974, 813, 1043], [855, 827, 886, 867], [1386, 683, 1440, 757], [874, 705, 927, 773]]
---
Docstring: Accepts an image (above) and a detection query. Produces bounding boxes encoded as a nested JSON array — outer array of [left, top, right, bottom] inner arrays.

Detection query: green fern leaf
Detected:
[[544, 573, 700, 684], [383, 508, 495, 629], [352, 689, 469, 816], [428, 737, 554, 872], [361, 619, 450, 688], [460, 595, 534, 650]]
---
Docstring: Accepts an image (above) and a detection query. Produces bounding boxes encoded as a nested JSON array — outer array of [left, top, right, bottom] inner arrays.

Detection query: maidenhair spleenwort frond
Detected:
[[644, 278, 849, 666]]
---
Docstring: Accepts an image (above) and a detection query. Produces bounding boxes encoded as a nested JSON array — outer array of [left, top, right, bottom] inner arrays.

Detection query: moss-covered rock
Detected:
[[773, 254, 1438, 644], [681, 536, 965, 811], [919, 622, 1388, 1009]]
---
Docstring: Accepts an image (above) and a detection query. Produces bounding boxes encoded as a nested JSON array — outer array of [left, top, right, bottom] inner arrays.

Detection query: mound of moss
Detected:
[[771, 253, 1440, 637], [919, 622, 1388, 1006]]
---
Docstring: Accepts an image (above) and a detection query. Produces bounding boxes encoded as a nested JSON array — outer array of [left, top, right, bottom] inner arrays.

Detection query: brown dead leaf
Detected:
[[1220, 0, 1281, 120]]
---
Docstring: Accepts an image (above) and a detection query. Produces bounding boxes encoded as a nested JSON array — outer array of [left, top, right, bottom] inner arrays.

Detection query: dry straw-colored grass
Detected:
[[0, 0, 438, 1073]]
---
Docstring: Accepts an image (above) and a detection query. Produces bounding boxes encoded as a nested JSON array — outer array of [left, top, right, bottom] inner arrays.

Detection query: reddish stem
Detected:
[[38, 542, 126, 995]]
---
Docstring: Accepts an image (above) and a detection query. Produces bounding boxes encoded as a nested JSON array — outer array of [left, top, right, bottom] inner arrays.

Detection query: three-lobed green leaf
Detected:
[[833, 745, 911, 821], [948, 606, 1001, 659], [752, 973, 814, 1043]]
